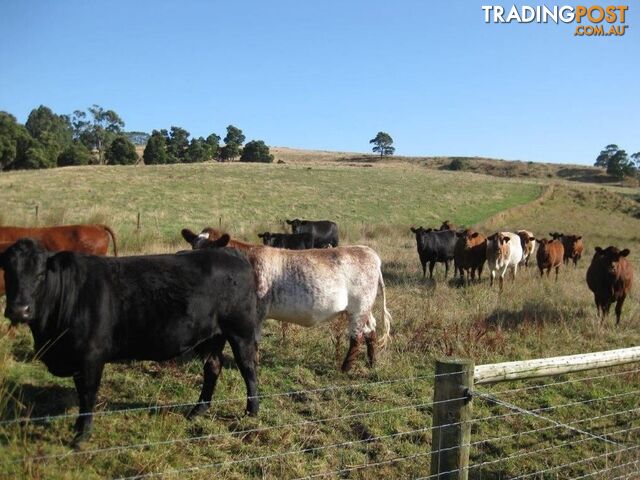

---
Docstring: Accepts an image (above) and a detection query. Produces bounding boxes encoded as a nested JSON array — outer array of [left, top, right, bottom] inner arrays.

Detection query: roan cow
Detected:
[[486, 232, 523, 290], [285, 219, 339, 247], [0, 224, 118, 295], [536, 237, 564, 280], [454, 229, 487, 285], [181, 228, 391, 372], [586, 246, 633, 325], [257, 231, 314, 250], [410, 227, 457, 279], [0, 237, 261, 447], [516, 230, 537, 267]]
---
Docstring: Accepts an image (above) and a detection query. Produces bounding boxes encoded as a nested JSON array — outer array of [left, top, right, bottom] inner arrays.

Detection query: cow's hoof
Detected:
[[186, 403, 209, 420], [71, 431, 91, 450]]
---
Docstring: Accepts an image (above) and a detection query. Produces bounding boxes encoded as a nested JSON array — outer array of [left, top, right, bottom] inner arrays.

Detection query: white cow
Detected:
[[182, 228, 392, 372], [486, 231, 523, 290]]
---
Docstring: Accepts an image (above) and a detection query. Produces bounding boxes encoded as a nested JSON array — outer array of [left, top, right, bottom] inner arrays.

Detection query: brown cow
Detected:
[[454, 229, 486, 285], [517, 230, 537, 267], [562, 234, 584, 267], [439, 220, 456, 231], [0, 224, 118, 294], [536, 238, 564, 281], [586, 246, 633, 325]]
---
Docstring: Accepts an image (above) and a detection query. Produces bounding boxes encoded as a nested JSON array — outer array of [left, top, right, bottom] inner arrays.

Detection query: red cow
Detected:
[[586, 246, 633, 325], [454, 229, 487, 285], [536, 238, 564, 281], [0, 224, 118, 294]]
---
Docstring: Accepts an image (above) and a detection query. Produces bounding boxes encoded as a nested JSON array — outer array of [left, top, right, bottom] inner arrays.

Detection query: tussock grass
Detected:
[[0, 162, 639, 478]]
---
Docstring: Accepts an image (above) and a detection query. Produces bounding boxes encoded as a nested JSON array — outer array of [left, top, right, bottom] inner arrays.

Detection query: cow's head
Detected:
[[549, 232, 563, 240], [487, 233, 511, 258], [595, 246, 630, 263], [410, 227, 433, 248], [257, 232, 274, 246], [517, 231, 535, 249], [0, 238, 50, 325], [181, 228, 230, 250], [439, 220, 454, 231], [456, 229, 481, 249], [285, 219, 304, 233], [564, 234, 582, 252]]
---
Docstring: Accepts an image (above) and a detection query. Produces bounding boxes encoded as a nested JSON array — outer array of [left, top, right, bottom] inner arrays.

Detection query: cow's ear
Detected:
[[181, 228, 197, 244], [577, 236, 582, 240], [471, 232, 479, 238], [285, 219, 292, 225], [210, 234, 230, 248], [410, 227, 417, 233], [620, 248, 630, 257], [257, 233, 264, 238], [594, 246, 602, 253]]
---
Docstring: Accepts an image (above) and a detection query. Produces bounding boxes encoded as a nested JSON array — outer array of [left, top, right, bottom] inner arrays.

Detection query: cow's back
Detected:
[[0, 225, 111, 255], [249, 245, 380, 326], [421, 230, 457, 261]]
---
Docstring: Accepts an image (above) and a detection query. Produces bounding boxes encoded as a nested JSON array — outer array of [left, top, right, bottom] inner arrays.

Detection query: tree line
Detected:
[[0, 104, 273, 171]]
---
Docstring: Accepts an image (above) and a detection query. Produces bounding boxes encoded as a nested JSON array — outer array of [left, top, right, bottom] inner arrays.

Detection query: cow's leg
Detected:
[[365, 331, 377, 368], [421, 257, 427, 279], [341, 334, 362, 373], [188, 335, 227, 419], [615, 295, 626, 326], [554, 265, 560, 281], [227, 334, 260, 416], [428, 261, 436, 279], [490, 270, 495, 287], [72, 360, 105, 448], [444, 260, 450, 279]]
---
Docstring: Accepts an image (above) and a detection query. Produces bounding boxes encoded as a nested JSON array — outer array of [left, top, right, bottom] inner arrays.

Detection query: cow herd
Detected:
[[410, 222, 632, 325], [0, 218, 634, 448]]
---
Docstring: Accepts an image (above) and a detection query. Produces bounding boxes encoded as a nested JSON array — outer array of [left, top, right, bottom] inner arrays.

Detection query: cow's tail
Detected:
[[102, 225, 118, 257], [378, 267, 392, 350]]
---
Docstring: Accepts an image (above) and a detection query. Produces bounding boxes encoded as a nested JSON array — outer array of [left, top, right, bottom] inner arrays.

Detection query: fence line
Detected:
[[4, 397, 466, 465], [430, 347, 640, 479], [0, 370, 467, 426]]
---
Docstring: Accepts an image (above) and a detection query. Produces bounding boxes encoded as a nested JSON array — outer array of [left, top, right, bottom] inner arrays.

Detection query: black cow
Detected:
[[285, 219, 339, 247], [257, 231, 314, 250], [410, 227, 457, 279], [0, 237, 261, 447]]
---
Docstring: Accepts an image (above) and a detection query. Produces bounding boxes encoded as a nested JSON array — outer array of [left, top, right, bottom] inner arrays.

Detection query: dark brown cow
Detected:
[[536, 238, 564, 281], [586, 246, 633, 325], [0, 225, 118, 295], [454, 229, 486, 285], [439, 220, 456, 231], [562, 234, 584, 267]]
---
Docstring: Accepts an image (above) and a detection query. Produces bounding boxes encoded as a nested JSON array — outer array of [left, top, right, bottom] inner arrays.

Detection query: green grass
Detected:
[[0, 162, 639, 478]]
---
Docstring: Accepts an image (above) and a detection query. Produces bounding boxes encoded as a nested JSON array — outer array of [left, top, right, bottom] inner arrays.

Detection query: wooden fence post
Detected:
[[430, 358, 474, 479], [136, 211, 141, 231]]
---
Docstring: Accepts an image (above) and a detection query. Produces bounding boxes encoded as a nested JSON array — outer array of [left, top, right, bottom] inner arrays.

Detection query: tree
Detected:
[[166, 126, 190, 162], [369, 131, 395, 157], [143, 130, 169, 165], [0, 111, 52, 170], [25, 105, 73, 164], [105, 135, 138, 165], [240, 140, 274, 163], [185, 137, 210, 163], [72, 105, 125, 164], [57, 142, 92, 167], [631, 152, 640, 173], [220, 125, 245, 161], [206, 133, 221, 159], [594, 144, 635, 178]]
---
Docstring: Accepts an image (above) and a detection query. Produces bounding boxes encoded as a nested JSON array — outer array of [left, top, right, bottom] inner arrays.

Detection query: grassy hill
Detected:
[[0, 161, 639, 478]]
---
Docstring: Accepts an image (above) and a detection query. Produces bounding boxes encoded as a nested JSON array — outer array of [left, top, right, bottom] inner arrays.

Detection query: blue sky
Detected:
[[0, 1, 637, 164]]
